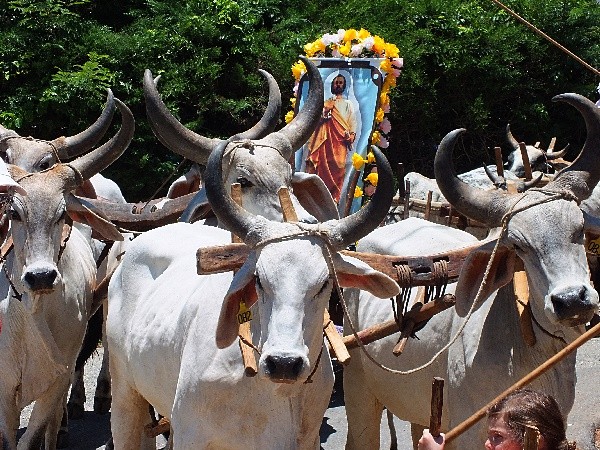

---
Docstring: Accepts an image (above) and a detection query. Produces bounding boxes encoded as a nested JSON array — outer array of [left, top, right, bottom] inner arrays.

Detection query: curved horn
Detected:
[[551, 93, 600, 199], [204, 138, 257, 241], [435, 129, 512, 227], [144, 68, 282, 165], [517, 172, 544, 193], [483, 164, 506, 189], [0, 124, 19, 143], [51, 89, 116, 160], [327, 146, 394, 250], [262, 56, 324, 160], [506, 123, 519, 150], [66, 98, 134, 189], [545, 143, 570, 160]]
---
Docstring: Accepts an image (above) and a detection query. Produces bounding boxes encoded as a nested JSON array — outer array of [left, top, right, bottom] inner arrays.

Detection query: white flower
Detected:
[[362, 36, 374, 50], [322, 33, 340, 46], [350, 43, 364, 57], [337, 29, 346, 41], [332, 48, 342, 58]]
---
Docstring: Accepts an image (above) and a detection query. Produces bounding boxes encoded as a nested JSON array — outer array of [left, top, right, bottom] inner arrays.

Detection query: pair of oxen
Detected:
[[2, 55, 600, 450]]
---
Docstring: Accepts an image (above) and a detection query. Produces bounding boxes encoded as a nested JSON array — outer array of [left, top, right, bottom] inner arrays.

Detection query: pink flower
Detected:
[[379, 118, 391, 134], [378, 135, 389, 148], [293, 82, 299, 96], [382, 102, 390, 113], [362, 36, 374, 50], [350, 43, 364, 57]]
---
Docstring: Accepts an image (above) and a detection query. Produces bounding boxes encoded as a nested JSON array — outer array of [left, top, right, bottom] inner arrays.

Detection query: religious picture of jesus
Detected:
[[295, 59, 383, 214]]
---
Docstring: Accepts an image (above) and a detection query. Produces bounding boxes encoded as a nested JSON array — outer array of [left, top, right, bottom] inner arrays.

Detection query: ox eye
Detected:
[[236, 177, 254, 188], [39, 161, 50, 170]]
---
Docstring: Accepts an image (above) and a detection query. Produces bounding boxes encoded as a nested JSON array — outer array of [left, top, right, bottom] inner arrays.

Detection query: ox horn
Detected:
[[483, 164, 506, 190], [50, 89, 116, 160], [435, 129, 512, 227], [545, 143, 570, 160], [326, 146, 394, 250], [550, 93, 600, 200], [65, 98, 134, 189], [143, 68, 281, 165], [506, 123, 520, 150], [260, 56, 324, 161]]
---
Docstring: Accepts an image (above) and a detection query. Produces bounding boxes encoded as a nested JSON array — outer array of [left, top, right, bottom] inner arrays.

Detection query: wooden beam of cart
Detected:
[[197, 240, 490, 287]]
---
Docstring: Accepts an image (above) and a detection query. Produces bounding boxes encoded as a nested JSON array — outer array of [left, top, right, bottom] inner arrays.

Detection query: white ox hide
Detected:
[[107, 142, 399, 448], [344, 95, 600, 450], [0, 99, 132, 450]]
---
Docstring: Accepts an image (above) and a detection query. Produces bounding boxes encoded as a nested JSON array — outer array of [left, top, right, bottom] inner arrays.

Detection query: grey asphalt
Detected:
[[19, 338, 600, 449]]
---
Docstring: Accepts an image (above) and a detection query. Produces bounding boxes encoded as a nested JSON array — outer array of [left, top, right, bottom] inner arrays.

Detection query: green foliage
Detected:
[[1, 0, 599, 198]]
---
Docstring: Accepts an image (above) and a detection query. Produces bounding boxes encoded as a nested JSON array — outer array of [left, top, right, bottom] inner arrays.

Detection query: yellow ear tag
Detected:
[[587, 235, 600, 255], [237, 301, 253, 324]]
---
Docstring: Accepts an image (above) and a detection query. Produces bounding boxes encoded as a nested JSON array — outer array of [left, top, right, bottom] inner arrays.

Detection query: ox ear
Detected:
[[455, 239, 516, 316], [74, 179, 98, 199], [65, 194, 124, 242], [216, 254, 259, 349], [292, 172, 340, 221], [332, 253, 400, 298]]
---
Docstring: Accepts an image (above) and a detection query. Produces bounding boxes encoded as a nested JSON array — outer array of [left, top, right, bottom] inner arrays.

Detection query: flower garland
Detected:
[[287, 28, 403, 152]]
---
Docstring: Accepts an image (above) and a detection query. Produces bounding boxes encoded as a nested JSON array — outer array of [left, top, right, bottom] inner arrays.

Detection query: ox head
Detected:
[[205, 140, 399, 384], [435, 94, 600, 333], [0, 90, 116, 173], [145, 57, 339, 224], [505, 124, 568, 177], [6, 98, 133, 299]]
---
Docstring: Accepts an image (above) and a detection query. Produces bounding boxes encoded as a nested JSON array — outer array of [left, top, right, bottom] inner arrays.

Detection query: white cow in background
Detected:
[[107, 140, 399, 448], [0, 98, 133, 449], [344, 93, 600, 449]]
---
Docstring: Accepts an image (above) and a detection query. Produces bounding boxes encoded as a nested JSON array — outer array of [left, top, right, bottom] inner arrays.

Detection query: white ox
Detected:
[[0, 98, 133, 450], [107, 140, 399, 448], [344, 93, 600, 449], [0, 90, 131, 423]]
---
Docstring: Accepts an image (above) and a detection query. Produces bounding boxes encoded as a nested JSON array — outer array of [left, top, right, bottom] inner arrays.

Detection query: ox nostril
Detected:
[[551, 286, 591, 321], [24, 268, 58, 291], [264, 355, 305, 381]]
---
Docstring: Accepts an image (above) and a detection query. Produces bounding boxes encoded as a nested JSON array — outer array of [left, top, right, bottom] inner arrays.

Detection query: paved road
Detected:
[[20, 338, 600, 449]]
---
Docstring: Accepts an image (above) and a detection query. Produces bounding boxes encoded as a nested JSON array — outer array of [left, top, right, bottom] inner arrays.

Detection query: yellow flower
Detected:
[[284, 110, 295, 124], [352, 152, 366, 170], [358, 28, 371, 40], [339, 41, 351, 56], [371, 130, 381, 145], [384, 43, 400, 58], [291, 60, 306, 80], [383, 74, 397, 90], [380, 92, 389, 108], [303, 42, 316, 57], [315, 39, 326, 53], [365, 172, 379, 186], [354, 186, 363, 198], [380, 58, 392, 73], [372, 35, 386, 55], [290, 97, 296, 109], [375, 108, 385, 123], [344, 29, 358, 42], [367, 151, 376, 164]]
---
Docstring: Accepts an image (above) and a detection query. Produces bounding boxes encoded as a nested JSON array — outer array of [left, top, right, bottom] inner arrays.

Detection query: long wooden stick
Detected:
[[430, 377, 445, 437], [445, 320, 600, 442], [488, 0, 600, 77]]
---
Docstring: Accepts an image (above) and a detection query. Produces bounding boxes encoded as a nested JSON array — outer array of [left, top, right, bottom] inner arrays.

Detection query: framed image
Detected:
[[294, 58, 384, 215]]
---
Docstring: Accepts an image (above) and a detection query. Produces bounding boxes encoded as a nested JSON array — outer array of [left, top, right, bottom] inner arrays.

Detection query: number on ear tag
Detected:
[[587, 235, 600, 255], [237, 301, 253, 324]]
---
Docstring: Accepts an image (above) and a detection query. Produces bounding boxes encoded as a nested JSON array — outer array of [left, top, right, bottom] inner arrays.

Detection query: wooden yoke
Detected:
[[513, 258, 536, 347], [277, 187, 350, 365], [231, 183, 258, 377], [519, 142, 533, 181]]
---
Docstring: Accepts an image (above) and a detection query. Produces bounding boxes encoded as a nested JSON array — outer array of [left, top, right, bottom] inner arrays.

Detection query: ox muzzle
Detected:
[[22, 263, 60, 293], [260, 352, 310, 384], [549, 284, 598, 326]]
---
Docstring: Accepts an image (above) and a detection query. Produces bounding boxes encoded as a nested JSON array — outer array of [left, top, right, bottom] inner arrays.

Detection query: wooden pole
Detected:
[[430, 378, 445, 438], [519, 142, 533, 181], [424, 191, 433, 221], [494, 147, 504, 178], [231, 183, 258, 377], [444, 320, 600, 443], [397, 163, 406, 197], [513, 259, 536, 347], [278, 187, 299, 222], [403, 180, 411, 220], [323, 309, 351, 365]]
